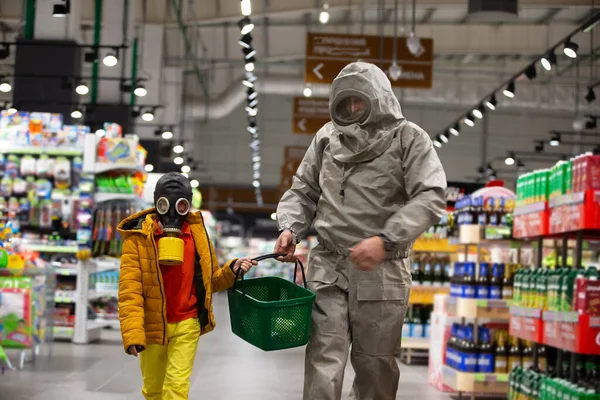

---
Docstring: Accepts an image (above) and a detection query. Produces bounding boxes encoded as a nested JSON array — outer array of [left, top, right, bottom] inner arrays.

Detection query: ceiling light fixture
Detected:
[[472, 106, 484, 119], [303, 86, 312, 97], [524, 64, 537, 80], [53, 0, 70, 17], [440, 133, 449, 143], [141, 108, 155, 122], [103, 49, 118, 67], [173, 144, 184, 154], [245, 58, 256, 72], [144, 164, 154, 172], [70, 107, 83, 119], [541, 51, 557, 71], [240, 0, 252, 16], [238, 33, 253, 49], [449, 125, 460, 136], [238, 16, 255, 35], [181, 165, 191, 173], [505, 152, 515, 166], [161, 129, 173, 140], [503, 81, 515, 98], [319, 3, 330, 24], [549, 133, 561, 147], [75, 82, 89, 95], [95, 128, 106, 137], [433, 138, 442, 148], [190, 179, 199, 188], [174, 156, 184, 165], [484, 95, 497, 111], [585, 87, 596, 103], [563, 39, 579, 59], [464, 113, 475, 127], [0, 79, 11, 93], [134, 83, 147, 97]]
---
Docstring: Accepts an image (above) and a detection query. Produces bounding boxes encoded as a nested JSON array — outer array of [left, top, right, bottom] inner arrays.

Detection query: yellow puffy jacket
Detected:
[[117, 209, 237, 354]]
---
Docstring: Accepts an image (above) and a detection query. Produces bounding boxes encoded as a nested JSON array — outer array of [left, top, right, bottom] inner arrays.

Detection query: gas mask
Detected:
[[154, 172, 193, 266], [330, 90, 371, 127]]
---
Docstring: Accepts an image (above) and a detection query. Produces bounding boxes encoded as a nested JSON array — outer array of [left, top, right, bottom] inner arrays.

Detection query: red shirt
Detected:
[[154, 222, 198, 323]]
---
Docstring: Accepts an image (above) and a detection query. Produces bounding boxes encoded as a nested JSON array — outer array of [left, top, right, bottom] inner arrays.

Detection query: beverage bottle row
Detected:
[[446, 324, 539, 374], [512, 266, 599, 313], [509, 354, 600, 400], [402, 305, 433, 339], [453, 196, 514, 228], [450, 261, 515, 300], [411, 254, 451, 287], [517, 170, 550, 206]]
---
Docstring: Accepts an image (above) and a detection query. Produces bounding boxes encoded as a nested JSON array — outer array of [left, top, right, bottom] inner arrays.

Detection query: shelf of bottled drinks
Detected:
[[505, 152, 600, 400]]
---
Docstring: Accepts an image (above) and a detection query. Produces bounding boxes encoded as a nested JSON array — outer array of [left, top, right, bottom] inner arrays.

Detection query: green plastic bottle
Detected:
[[556, 268, 571, 312], [562, 268, 582, 312], [538, 268, 550, 310], [522, 269, 531, 308], [514, 268, 523, 305]]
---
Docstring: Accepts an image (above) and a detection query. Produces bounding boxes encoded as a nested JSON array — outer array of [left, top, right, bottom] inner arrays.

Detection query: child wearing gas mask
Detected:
[[117, 172, 256, 400]]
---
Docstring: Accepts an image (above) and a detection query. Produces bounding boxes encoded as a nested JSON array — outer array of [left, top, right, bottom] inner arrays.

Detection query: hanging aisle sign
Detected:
[[292, 97, 330, 135], [305, 32, 434, 88]]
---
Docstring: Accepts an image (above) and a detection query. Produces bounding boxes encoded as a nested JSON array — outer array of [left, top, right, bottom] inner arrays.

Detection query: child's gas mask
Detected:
[[154, 173, 193, 266]]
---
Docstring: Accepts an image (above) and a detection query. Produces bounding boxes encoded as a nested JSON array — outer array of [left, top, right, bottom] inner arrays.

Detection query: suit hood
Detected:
[[329, 62, 405, 164]]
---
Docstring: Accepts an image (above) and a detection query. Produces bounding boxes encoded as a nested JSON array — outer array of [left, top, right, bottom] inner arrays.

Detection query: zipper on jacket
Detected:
[[340, 164, 357, 205], [151, 239, 168, 345]]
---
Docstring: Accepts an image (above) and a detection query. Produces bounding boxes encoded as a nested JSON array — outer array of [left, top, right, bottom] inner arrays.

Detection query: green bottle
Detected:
[[514, 268, 523, 305], [539, 268, 550, 311], [556, 268, 571, 312], [562, 268, 582, 312], [521, 269, 531, 307]]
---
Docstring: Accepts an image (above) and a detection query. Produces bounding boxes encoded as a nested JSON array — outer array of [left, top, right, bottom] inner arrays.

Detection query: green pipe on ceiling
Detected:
[[24, 0, 36, 40]]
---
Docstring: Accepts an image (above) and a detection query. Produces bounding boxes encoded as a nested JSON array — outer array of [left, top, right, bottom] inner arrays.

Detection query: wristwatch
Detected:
[[378, 233, 395, 252]]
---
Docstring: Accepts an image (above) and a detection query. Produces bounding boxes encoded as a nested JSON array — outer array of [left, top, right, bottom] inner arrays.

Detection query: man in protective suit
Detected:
[[275, 62, 447, 400], [118, 173, 256, 400]]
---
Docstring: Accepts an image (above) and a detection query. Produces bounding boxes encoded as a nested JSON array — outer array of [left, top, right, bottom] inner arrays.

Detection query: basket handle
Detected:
[[232, 254, 308, 296]]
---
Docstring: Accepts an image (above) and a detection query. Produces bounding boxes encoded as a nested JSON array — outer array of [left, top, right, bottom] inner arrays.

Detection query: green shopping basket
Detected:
[[227, 254, 315, 351]]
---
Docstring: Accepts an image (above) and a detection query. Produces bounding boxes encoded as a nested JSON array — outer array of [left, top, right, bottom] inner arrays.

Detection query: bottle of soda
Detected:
[[490, 263, 504, 300], [422, 255, 433, 286], [495, 331, 509, 373], [446, 323, 459, 369], [463, 262, 476, 298], [442, 256, 452, 288], [561, 267, 582, 312], [412, 254, 423, 286], [451, 262, 463, 297], [503, 263, 515, 300], [477, 197, 487, 225], [522, 340, 534, 370], [508, 336, 522, 371], [477, 325, 495, 373], [477, 262, 491, 299], [432, 255, 443, 287], [463, 324, 478, 372]]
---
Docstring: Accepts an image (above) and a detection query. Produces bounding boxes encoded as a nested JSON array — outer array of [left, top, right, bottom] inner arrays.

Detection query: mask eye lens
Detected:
[[175, 198, 190, 215], [156, 197, 169, 215]]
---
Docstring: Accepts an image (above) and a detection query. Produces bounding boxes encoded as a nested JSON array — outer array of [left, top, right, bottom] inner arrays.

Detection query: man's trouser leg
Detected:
[[303, 248, 351, 400], [140, 318, 201, 400], [348, 258, 411, 400]]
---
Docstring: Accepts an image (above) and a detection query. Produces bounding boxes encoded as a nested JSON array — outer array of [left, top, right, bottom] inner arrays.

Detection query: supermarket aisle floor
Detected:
[[0, 293, 451, 400]]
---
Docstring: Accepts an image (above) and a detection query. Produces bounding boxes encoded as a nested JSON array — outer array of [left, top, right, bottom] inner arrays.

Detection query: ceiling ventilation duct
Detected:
[[468, 0, 518, 22]]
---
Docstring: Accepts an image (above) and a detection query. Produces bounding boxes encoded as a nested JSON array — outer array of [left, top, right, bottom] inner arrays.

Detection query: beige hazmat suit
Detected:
[[276, 62, 447, 400]]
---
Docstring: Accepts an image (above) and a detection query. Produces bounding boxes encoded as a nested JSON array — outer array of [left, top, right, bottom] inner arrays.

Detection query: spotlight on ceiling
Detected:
[[245, 57, 256, 72], [549, 133, 561, 147], [103, 49, 118, 67], [190, 179, 200, 188], [585, 87, 596, 103], [303, 86, 312, 97], [439, 133, 449, 143], [181, 165, 191, 173], [144, 164, 154, 172], [238, 16, 255, 35], [505, 152, 515, 166], [464, 114, 475, 127], [541, 51, 557, 71], [161, 129, 173, 140], [0, 78, 12, 93], [319, 3, 330, 24], [238, 33, 253, 49], [141, 108, 155, 122], [243, 74, 257, 88], [134, 83, 147, 97], [433, 138, 442, 148], [524, 64, 537, 80], [563, 39, 579, 59], [70, 107, 83, 119], [243, 47, 257, 60], [75, 81, 89, 95], [173, 144, 184, 154], [174, 156, 184, 165], [472, 106, 484, 120], [503, 81, 515, 98], [240, 0, 252, 16], [449, 124, 460, 136], [484, 95, 497, 111], [53, 1, 70, 17], [95, 128, 106, 137]]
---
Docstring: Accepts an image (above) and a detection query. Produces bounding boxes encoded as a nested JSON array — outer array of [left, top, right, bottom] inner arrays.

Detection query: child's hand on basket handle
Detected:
[[232, 258, 257, 275]]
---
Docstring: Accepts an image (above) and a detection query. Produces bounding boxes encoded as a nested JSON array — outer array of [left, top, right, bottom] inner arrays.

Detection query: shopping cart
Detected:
[[227, 254, 315, 351]]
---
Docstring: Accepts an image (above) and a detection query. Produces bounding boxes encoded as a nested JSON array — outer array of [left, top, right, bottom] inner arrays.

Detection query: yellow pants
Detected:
[[139, 318, 201, 400]]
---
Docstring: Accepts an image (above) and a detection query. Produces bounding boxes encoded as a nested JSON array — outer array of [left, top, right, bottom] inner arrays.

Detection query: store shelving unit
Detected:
[[443, 225, 512, 399]]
